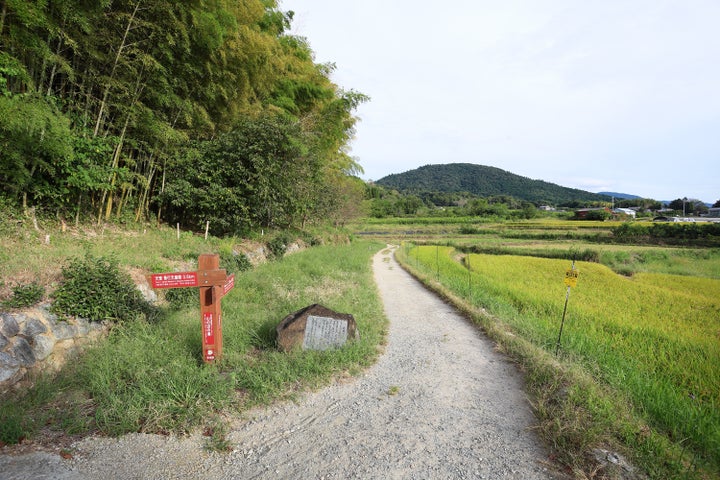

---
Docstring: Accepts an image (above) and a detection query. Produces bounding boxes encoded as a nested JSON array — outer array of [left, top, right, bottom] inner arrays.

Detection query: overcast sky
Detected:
[[280, 1, 720, 203]]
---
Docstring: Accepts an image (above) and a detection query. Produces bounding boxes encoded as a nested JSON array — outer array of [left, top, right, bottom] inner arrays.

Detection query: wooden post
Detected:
[[198, 254, 222, 362], [148, 254, 234, 364]]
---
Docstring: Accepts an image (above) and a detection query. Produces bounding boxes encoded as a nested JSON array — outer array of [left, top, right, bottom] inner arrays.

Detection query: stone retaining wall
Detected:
[[0, 306, 107, 393]]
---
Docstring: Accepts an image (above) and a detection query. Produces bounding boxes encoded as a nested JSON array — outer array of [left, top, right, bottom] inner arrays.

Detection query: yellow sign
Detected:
[[564, 268, 579, 287]]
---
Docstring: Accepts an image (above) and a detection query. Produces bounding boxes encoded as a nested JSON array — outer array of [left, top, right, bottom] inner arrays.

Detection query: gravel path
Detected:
[[0, 246, 562, 479]]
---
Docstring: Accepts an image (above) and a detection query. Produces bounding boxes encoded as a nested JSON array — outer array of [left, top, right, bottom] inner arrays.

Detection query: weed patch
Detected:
[[1, 281, 44, 308], [51, 253, 158, 322]]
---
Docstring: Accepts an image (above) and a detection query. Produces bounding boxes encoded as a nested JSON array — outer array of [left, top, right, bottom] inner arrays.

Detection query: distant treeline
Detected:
[[367, 165, 718, 219], [612, 222, 720, 246], [0, 1, 367, 234]]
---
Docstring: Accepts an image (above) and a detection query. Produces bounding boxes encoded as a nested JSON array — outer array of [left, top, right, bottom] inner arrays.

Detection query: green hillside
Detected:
[[376, 163, 611, 205]]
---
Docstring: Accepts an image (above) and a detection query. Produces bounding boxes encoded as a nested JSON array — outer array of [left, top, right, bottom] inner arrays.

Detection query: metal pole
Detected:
[[555, 285, 571, 355], [555, 259, 575, 355]]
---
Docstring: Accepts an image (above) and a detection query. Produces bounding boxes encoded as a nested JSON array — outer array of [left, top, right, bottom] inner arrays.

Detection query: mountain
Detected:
[[375, 163, 611, 205], [599, 192, 641, 200]]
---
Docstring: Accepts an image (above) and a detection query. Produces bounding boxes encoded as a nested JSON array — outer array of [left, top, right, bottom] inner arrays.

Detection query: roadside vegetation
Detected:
[[0, 218, 386, 450]]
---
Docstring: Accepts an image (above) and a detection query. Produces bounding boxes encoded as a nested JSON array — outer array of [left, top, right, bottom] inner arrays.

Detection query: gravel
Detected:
[[0, 246, 565, 479]]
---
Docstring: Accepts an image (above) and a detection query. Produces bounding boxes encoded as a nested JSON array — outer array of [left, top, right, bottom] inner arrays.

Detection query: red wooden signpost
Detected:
[[148, 254, 234, 363]]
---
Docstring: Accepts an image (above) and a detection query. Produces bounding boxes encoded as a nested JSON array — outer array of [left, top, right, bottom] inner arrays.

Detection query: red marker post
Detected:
[[149, 254, 234, 363]]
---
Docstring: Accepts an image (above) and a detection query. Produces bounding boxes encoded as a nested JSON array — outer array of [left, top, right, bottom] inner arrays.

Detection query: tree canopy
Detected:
[[0, 0, 367, 232]]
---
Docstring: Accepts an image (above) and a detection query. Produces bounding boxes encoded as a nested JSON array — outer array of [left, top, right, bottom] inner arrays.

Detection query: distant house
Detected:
[[539, 205, 555, 211], [613, 208, 636, 218], [708, 207, 720, 218]]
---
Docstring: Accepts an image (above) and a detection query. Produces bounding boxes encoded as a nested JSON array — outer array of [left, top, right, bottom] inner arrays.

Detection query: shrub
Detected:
[[52, 254, 157, 322], [2, 281, 44, 308], [299, 231, 321, 246], [267, 232, 293, 259], [613, 222, 720, 246], [220, 250, 252, 274], [612, 222, 648, 239]]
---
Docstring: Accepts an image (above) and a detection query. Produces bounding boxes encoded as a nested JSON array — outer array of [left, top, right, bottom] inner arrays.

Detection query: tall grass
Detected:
[[399, 244, 719, 479], [1, 238, 386, 445]]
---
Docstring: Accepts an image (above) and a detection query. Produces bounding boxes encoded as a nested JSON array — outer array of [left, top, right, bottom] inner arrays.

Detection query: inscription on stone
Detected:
[[302, 315, 348, 350], [276, 304, 357, 352]]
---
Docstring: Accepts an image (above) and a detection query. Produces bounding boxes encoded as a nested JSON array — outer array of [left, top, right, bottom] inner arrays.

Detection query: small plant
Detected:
[[2, 281, 44, 308], [300, 231, 321, 246], [267, 232, 293, 260], [203, 416, 232, 452], [220, 250, 252, 274], [0, 406, 27, 445], [52, 253, 157, 322]]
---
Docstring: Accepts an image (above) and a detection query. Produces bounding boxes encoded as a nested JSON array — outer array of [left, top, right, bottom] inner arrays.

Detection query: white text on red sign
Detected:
[[203, 312, 214, 344], [223, 274, 235, 295], [150, 271, 199, 289]]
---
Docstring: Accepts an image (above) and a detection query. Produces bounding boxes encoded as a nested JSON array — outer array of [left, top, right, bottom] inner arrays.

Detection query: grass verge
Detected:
[[1, 238, 387, 448]]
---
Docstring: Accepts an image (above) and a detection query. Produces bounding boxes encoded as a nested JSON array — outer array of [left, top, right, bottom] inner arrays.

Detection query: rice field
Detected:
[[404, 244, 720, 473]]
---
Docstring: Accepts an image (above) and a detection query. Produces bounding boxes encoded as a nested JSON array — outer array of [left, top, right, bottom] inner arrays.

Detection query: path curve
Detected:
[[0, 246, 561, 479]]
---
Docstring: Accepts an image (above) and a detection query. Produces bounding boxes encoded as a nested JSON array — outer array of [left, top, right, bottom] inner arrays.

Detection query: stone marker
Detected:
[[276, 304, 358, 352]]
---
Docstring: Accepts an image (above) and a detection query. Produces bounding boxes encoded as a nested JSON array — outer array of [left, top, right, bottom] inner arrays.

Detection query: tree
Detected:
[[584, 209, 612, 221], [326, 175, 366, 226], [668, 198, 686, 213], [0, 0, 368, 231], [0, 95, 74, 210], [669, 198, 706, 216], [519, 202, 538, 219], [158, 115, 310, 234], [617, 198, 662, 211]]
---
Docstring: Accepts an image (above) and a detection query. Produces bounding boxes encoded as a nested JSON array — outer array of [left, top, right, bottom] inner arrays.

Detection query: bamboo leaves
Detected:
[[0, 0, 368, 229]]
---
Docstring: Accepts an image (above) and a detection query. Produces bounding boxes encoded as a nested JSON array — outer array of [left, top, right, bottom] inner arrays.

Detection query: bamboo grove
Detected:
[[0, 0, 368, 234]]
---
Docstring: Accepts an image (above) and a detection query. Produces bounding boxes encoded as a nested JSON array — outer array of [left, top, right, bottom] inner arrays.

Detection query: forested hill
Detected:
[[375, 164, 611, 205]]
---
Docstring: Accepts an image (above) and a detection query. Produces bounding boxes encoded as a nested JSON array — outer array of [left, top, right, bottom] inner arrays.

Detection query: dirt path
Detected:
[[0, 246, 562, 479]]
